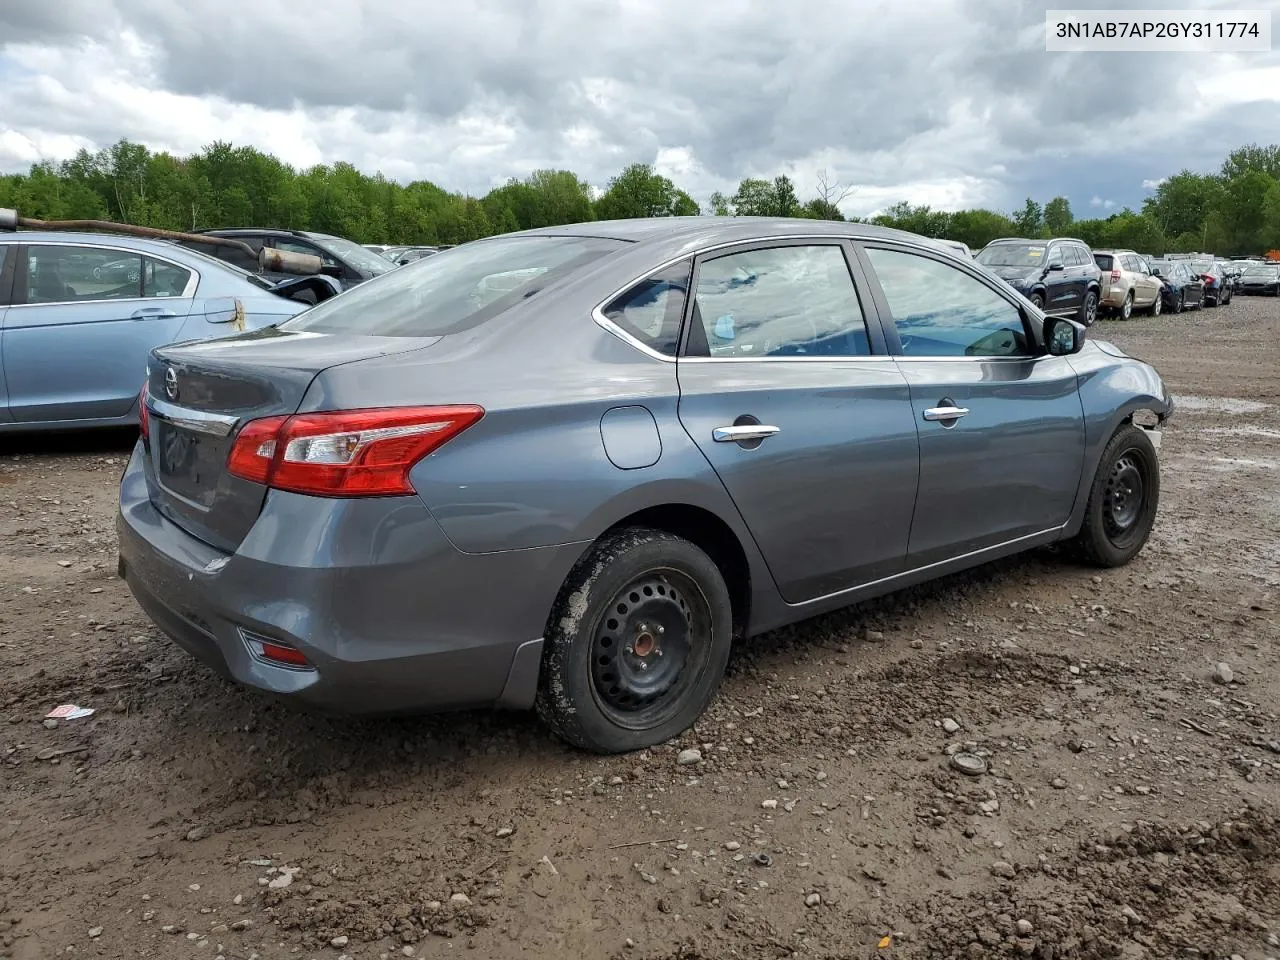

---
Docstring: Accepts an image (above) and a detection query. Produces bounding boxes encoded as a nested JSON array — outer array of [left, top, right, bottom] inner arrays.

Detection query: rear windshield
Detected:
[[283, 235, 627, 336], [1093, 254, 1113, 270], [976, 243, 1045, 267]]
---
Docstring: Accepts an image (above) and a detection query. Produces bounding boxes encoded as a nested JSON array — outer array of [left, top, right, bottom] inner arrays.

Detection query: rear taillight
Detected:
[[1110, 269, 1121, 283], [226, 406, 484, 497], [138, 383, 150, 440]]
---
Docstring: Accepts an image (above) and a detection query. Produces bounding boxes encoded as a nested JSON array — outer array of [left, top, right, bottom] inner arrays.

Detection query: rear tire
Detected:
[[536, 528, 733, 754], [1119, 291, 1133, 320], [1078, 289, 1099, 327], [1069, 424, 1160, 568]]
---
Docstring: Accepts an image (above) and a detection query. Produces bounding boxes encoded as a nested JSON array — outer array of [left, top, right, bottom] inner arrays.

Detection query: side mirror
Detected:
[[1046, 260, 1065, 272], [1044, 316, 1085, 356]]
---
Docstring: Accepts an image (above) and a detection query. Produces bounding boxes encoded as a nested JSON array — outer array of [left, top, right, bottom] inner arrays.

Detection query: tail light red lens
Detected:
[[226, 406, 484, 497], [138, 383, 150, 440], [259, 640, 311, 668], [1110, 269, 1121, 283]]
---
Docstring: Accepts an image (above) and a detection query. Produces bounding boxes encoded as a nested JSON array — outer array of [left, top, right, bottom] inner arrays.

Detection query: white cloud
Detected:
[[1, 0, 1279, 217], [1142, 178, 1167, 190]]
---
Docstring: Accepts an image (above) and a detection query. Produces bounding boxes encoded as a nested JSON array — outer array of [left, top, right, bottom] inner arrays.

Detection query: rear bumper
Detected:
[[116, 441, 585, 714]]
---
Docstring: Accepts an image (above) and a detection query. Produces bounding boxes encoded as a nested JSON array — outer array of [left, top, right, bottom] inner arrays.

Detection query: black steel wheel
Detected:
[[588, 570, 709, 730], [1070, 424, 1160, 567], [537, 527, 733, 753]]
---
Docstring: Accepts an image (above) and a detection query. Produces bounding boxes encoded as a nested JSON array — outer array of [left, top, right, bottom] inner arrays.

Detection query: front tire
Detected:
[[1078, 289, 1099, 326], [1029, 292, 1045, 311], [1171, 291, 1184, 314], [1070, 424, 1160, 568], [1149, 292, 1162, 316], [536, 528, 733, 754]]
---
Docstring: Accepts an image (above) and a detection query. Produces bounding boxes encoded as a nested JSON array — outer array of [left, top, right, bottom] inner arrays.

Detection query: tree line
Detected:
[[2, 139, 1278, 256]]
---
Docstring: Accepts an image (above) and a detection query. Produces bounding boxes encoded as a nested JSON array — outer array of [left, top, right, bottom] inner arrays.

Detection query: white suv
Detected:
[[1095, 249, 1163, 318]]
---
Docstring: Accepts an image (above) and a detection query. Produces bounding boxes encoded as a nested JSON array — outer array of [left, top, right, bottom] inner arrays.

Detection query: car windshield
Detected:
[[283, 234, 627, 337], [976, 243, 1046, 267], [309, 234, 395, 276], [1190, 260, 1214, 273], [1244, 264, 1279, 276]]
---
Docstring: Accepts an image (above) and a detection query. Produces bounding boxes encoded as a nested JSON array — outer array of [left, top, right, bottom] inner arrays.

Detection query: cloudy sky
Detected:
[[2, 0, 1278, 218]]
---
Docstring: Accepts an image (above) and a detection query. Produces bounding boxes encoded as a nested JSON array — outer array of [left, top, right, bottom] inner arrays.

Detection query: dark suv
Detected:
[[179, 229, 394, 291], [975, 237, 1102, 325]]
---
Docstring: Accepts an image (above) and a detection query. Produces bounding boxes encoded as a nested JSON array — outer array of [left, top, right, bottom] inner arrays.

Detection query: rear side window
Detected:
[[1094, 254, 1113, 270], [285, 235, 627, 337], [689, 245, 871, 358], [144, 258, 192, 297], [601, 260, 691, 357]]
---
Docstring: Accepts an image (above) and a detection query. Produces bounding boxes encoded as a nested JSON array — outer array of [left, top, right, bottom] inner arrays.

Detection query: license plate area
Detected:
[[151, 420, 230, 508]]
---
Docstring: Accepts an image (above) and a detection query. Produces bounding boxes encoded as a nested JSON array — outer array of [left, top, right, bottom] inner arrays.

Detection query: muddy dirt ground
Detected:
[[2, 296, 1279, 960]]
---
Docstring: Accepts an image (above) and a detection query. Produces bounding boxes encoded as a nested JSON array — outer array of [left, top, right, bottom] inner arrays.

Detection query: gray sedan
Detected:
[[117, 218, 1172, 753]]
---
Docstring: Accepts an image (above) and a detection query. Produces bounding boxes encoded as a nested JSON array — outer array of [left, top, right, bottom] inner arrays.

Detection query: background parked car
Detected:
[[0, 232, 329, 432], [1189, 259, 1233, 307], [1149, 259, 1205, 313], [1237, 260, 1280, 295], [975, 236, 1101, 324], [179, 229, 394, 291], [1093, 249, 1163, 319]]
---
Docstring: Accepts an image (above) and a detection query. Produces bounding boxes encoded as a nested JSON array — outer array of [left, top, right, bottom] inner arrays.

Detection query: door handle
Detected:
[[922, 406, 969, 422], [713, 424, 780, 443], [131, 307, 178, 319]]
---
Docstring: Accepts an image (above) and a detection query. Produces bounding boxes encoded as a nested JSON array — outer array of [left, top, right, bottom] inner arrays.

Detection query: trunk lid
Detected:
[[144, 327, 436, 551]]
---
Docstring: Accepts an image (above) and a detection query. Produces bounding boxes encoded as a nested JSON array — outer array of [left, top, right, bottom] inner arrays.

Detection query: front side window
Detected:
[[689, 245, 871, 358], [601, 260, 691, 357], [284, 234, 626, 337], [26, 246, 143, 304], [865, 247, 1032, 358]]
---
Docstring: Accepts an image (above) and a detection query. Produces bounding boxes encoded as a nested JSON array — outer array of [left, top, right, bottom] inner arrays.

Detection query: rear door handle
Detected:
[[922, 406, 969, 422], [131, 307, 178, 319], [713, 424, 780, 443]]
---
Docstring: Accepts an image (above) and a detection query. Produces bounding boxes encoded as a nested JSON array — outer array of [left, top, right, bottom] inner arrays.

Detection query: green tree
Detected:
[[947, 209, 1017, 249], [595, 163, 699, 219], [707, 191, 731, 216], [1012, 197, 1043, 236], [1142, 171, 1224, 240], [1043, 196, 1072, 234]]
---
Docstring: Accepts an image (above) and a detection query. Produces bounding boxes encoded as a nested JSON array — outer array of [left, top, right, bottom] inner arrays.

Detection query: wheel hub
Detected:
[[1104, 454, 1144, 536], [591, 575, 693, 717]]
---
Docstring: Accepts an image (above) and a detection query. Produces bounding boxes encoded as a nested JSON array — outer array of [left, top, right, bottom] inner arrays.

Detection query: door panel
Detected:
[[676, 242, 919, 603], [678, 360, 920, 602], [859, 243, 1086, 566], [896, 358, 1085, 564], [3, 245, 194, 424]]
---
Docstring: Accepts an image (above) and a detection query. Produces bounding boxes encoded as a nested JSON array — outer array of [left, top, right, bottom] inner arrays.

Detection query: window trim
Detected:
[[8, 241, 200, 308], [852, 239, 1045, 362], [0, 243, 17, 307], [591, 235, 900, 363]]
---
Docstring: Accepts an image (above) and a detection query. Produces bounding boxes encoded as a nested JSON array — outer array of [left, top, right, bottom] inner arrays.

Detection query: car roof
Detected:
[[471, 216, 973, 262]]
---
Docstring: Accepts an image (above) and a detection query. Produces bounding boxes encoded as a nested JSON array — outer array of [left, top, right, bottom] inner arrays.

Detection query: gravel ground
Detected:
[[2, 295, 1279, 960]]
